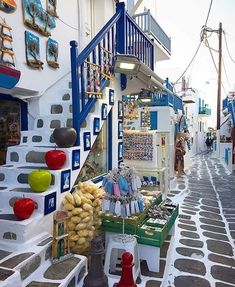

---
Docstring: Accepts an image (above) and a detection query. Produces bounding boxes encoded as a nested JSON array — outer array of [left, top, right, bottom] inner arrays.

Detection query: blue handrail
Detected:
[[70, 2, 154, 145], [70, 11, 121, 145]]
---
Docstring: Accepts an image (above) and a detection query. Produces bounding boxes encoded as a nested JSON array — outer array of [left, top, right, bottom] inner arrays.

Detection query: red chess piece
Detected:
[[116, 252, 137, 287]]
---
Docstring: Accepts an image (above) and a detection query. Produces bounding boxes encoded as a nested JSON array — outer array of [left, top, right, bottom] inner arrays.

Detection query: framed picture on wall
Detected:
[[118, 101, 123, 119], [118, 121, 123, 139], [93, 117, 100, 135], [44, 192, 57, 215], [101, 103, 107, 120], [109, 89, 114, 105], [83, 132, 91, 151], [72, 149, 80, 170], [118, 142, 123, 160], [61, 170, 71, 193]]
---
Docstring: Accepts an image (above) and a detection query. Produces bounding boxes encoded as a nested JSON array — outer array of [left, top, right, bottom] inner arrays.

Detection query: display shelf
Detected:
[[136, 167, 168, 199]]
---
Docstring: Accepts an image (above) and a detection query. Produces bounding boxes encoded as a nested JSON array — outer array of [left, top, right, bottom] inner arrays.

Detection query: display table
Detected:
[[102, 202, 178, 273]]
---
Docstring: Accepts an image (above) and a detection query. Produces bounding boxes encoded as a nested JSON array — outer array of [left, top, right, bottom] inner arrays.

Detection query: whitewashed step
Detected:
[[0, 214, 54, 247], [6, 145, 74, 169], [22, 254, 87, 287], [33, 115, 72, 132], [39, 101, 72, 118], [20, 130, 54, 147], [0, 166, 60, 190]]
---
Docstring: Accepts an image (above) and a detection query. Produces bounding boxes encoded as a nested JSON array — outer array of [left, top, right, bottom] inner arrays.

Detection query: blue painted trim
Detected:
[[0, 93, 28, 131], [118, 121, 123, 139], [70, 41, 80, 146], [101, 103, 108, 120], [108, 109, 113, 170], [150, 111, 158, 130], [118, 142, 123, 160], [93, 117, 100, 135], [116, 2, 126, 54], [83, 132, 91, 151], [61, 170, 71, 193], [72, 149, 80, 170]]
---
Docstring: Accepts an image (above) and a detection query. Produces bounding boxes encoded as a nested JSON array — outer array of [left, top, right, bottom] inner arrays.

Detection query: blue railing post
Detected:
[[116, 2, 127, 90], [116, 2, 126, 54], [70, 40, 80, 146]]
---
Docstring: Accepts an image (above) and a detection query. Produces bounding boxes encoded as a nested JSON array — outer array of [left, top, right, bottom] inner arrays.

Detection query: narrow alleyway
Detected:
[[164, 152, 235, 287], [139, 152, 235, 287]]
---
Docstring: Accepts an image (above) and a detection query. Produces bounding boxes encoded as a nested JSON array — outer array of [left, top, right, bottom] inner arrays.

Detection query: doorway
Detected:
[[0, 94, 28, 165]]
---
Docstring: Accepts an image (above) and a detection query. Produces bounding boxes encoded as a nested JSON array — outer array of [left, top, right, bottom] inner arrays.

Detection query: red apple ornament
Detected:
[[45, 150, 66, 170], [13, 198, 36, 220]]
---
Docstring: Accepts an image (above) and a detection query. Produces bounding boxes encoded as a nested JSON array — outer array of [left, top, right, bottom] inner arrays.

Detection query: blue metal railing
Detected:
[[125, 14, 154, 69], [70, 2, 154, 145], [133, 10, 171, 54]]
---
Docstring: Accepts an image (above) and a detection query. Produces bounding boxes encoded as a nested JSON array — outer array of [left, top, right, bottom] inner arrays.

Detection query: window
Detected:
[[77, 122, 108, 182]]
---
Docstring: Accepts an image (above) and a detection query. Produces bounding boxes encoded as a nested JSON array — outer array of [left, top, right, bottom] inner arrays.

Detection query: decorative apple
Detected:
[[53, 127, 77, 148], [13, 198, 36, 220], [45, 150, 66, 170], [28, 170, 52, 192]]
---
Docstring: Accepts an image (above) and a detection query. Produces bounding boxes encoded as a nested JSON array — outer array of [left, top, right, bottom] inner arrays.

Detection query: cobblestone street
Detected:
[[162, 152, 235, 287]]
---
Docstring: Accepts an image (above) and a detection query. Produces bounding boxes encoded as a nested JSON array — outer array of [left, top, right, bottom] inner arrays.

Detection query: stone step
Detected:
[[6, 145, 74, 170], [20, 130, 54, 147], [0, 165, 60, 190], [39, 101, 72, 118], [33, 115, 72, 132], [23, 254, 87, 287]]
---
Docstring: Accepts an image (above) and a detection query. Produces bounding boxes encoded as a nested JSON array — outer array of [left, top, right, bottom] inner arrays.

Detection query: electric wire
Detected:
[[41, 7, 79, 31], [223, 31, 235, 64], [205, 38, 227, 95], [174, 0, 214, 84], [222, 55, 232, 90]]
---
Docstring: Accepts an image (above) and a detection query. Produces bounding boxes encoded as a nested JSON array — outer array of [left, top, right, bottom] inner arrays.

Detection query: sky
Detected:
[[154, 0, 235, 126]]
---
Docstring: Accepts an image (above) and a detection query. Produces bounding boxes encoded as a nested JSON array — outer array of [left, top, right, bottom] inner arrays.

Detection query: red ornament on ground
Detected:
[[116, 252, 137, 287], [45, 150, 66, 170], [13, 198, 36, 220]]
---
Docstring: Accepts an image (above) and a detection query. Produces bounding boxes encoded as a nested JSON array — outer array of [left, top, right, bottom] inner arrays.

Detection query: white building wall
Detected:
[[2, 0, 79, 95]]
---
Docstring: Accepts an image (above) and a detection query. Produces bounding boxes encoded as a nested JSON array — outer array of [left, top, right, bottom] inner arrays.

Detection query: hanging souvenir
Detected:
[[22, 0, 56, 37], [47, 0, 58, 18], [101, 165, 144, 217], [0, 0, 17, 13], [47, 38, 59, 68], [25, 31, 44, 69], [0, 20, 21, 89]]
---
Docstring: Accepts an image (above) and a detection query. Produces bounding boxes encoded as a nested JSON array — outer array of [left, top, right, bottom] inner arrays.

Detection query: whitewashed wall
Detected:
[[2, 0, 79, 95]]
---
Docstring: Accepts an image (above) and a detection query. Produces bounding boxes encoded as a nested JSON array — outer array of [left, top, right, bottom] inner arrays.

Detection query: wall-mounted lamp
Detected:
[[114, 54, 164, 93], [113, 54, 141, 75]]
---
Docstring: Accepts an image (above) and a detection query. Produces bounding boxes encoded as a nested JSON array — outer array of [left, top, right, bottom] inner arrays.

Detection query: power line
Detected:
[[174, 0, 214, 85], [223, 31, 235, 64], [204, 0, 214, 27], [222, 55, 232, 90], [205, 37, 227, 95]]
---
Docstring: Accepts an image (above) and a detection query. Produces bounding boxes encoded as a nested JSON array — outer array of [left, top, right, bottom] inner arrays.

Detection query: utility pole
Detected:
[[217, 22, 222, 131]]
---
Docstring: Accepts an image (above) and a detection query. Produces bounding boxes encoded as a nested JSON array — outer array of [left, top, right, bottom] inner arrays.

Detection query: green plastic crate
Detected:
[[136, 219, 168, 247], [166, 204, 179, 232], [101, 211, 148, 235]]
